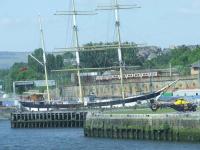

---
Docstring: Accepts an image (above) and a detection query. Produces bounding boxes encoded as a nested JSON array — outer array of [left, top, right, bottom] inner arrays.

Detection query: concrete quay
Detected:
[[84, 113, 200, 142], [11, 111, 87, 128]]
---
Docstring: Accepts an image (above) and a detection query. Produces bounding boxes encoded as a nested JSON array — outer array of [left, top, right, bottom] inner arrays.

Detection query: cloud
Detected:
[[191, 0, 200, 8], [178, 0, 200, 15], [178, 8, 200, 15], [0, 17, 38, 27], [0, 18, 22, 26]]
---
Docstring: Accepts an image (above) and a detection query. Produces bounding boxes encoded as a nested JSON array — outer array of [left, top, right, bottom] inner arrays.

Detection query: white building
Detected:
[[173, 89, 200, 97]]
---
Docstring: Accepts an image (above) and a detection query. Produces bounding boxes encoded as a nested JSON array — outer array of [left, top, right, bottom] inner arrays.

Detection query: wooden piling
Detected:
[[11, 111, 87, 128]]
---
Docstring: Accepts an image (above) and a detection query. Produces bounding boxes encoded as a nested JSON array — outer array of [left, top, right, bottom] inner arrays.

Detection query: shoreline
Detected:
[[0, 113, 11, 120], [0, 118, 9, 121], [0, 107, 16, 120]]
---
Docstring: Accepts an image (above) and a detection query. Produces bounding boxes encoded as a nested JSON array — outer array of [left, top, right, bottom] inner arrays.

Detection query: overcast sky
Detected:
[[0, 0, 200, 52]]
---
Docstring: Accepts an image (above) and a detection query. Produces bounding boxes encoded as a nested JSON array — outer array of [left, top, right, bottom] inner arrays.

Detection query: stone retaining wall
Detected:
[[84, 113, 200, 142]]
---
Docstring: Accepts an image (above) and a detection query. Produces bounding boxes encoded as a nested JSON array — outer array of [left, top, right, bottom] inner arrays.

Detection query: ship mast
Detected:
[[54, 0, 140, 101], [115, 0, 124, 99], [72, 0, 83, 103], [55, 0, 96, 103], [29, 16, 51, 102], [97, 0, 140, 99], [38, 16, 50, 102]]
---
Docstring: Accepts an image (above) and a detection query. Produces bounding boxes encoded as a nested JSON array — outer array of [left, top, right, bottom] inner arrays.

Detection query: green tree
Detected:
[[9, 63, 36, 81], [55, 55, 64, 69], [28, 48, 44, 75], [46, 54, 56, 72], [28, 48, 64, 74], [79, 42, 145, 68]]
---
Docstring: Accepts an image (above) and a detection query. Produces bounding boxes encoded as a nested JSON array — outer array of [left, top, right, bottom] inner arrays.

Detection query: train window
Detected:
[[196, 93, 198, 96]]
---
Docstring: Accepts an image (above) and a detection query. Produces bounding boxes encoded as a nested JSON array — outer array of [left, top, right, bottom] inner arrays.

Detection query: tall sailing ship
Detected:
[[19, 0, 178, 111]]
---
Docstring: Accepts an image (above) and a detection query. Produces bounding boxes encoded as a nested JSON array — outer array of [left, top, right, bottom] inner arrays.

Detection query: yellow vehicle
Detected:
[[150, 98, 197, 112], [174, 98, 189, 105]]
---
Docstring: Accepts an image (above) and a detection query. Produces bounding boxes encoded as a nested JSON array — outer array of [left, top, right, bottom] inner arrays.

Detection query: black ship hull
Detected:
[[19, 80, 178, 110], [20, 91, 162, 109]]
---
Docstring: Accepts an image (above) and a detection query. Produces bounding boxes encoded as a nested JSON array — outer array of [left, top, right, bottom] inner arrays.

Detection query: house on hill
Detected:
[[191, 61, 200, 75]]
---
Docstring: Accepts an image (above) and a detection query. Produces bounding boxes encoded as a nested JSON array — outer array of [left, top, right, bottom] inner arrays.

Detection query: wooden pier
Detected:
[[11, 111, 87, 128]]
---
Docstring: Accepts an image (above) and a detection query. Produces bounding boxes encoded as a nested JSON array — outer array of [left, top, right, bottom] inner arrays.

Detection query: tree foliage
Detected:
[[79, 42, 144, 68], [1, 48, 64, 93], [144, 45, 200, 75], [1, 44, 200, 93], [28, 48, 64, 73], [9, 63, 36, 81]]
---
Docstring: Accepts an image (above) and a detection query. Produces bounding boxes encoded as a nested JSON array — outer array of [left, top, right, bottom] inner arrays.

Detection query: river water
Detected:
[[0, 121, 200, 150]]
